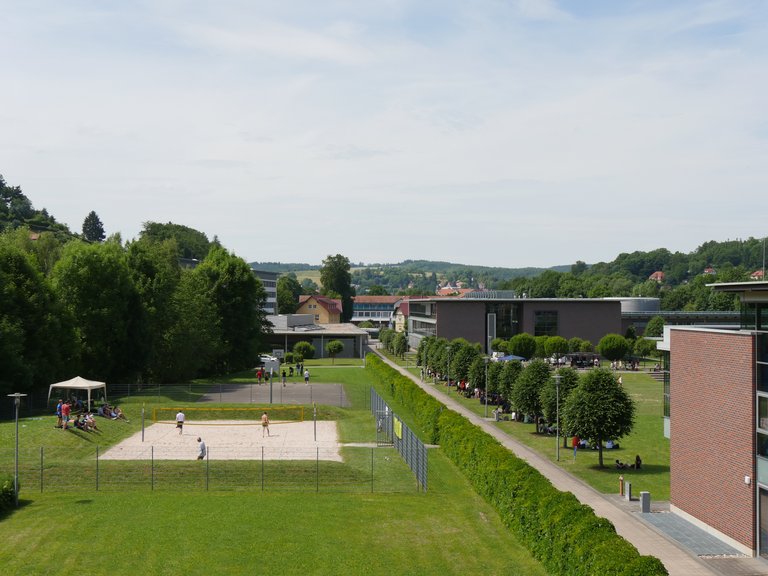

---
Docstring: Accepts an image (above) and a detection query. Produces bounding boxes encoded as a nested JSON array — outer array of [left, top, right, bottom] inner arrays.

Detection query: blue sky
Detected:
[[2, 1, 767, 267]]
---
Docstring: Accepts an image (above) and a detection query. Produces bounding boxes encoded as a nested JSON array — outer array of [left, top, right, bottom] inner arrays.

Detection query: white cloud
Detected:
[[1, 1, 767, 267]]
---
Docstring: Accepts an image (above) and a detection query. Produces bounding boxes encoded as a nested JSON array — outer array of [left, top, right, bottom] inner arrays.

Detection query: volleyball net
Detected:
[[152, 406, 305, 425]]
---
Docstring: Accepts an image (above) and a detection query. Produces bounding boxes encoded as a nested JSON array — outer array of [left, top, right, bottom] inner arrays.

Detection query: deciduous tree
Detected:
[[277, 273, 303, 314], [320, 254, 354, 322], [195, 246, 268, 373], [326, 339, 344, 363], [597, 334, 630, 362], [510, 359, 551, 429], [563, 369, 636, 467], [293, 341, 315, 360]]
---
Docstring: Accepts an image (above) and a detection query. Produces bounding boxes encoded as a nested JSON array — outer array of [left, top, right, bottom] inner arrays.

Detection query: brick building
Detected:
[[660, 280, 768, 557]]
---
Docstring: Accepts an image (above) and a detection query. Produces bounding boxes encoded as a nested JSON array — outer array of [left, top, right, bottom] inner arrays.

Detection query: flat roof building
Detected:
[[659, 280, 768, 557], [408, 293, 622, 353]]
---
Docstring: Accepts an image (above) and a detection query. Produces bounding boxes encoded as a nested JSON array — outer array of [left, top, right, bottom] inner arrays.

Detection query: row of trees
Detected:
[[488, 330, 658, 364], [416, 336, 635, 467], [0, 225, 270, 396], [379, 328, 408, 358]]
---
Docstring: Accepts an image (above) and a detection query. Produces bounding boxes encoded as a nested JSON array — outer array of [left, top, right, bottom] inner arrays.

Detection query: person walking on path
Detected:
[[176, 410, 185, 435], [196, 437, 206, 460], [261, 412, 270, 437], [304, 369, 310, 384]]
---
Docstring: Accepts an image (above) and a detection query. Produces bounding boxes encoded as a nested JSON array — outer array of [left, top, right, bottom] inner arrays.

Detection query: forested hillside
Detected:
[[0, 175, 270, 396], [0, 175, 73, 241]]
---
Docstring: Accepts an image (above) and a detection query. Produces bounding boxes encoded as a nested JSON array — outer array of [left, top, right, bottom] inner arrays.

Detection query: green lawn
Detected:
[[0, 365, 547, 576], [423, 367, 671, 500]]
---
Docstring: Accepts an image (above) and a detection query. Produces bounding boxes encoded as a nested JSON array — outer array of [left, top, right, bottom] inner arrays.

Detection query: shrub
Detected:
[[293, 341, 315, 360], [0, 475, 17, 511]]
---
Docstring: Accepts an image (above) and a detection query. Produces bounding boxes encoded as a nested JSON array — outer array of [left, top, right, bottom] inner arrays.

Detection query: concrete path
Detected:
[[373, 350, 768, 576]]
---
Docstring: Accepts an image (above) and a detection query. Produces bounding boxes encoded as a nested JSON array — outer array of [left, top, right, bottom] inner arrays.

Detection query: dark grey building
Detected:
[[408, 294, 622, 353]]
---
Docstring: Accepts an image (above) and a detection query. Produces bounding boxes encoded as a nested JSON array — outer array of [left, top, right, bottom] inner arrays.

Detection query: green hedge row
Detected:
[[366, 354, 443, 444], [366, 354, 667, 576]]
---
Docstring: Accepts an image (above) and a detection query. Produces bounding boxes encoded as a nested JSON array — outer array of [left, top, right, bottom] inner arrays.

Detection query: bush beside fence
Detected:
[[0, 475, 15, 512], [365, 354, 667, 576]]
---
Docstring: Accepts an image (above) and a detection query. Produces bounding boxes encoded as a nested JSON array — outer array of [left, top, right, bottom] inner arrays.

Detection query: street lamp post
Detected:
[[484, 357, 490, 418], [8, 393, 27, 507], [554, 374, 562, 462]]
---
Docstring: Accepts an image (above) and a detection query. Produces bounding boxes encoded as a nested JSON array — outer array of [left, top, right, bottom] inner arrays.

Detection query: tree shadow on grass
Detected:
[[0, 498, 32, 520], [585, 463, 669, 475]]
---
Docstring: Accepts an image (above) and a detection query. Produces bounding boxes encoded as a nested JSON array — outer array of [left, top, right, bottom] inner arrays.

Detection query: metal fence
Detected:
[[0, 445, 419, 494], [2, 382, 350, 419], [369, 388, 428, 491]]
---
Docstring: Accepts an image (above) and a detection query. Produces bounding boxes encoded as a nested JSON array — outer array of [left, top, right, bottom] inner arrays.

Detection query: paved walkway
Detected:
[[373, 350, 768, 576]]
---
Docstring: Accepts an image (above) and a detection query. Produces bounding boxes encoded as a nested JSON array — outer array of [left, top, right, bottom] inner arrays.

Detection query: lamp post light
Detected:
[[8, 393, 27, 507], [484, 357, 490, 418], [554, 373, 562, 462]]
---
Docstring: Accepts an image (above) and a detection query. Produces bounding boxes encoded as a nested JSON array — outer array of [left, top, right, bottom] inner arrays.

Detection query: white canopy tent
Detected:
[[47, 376, 107, 409]]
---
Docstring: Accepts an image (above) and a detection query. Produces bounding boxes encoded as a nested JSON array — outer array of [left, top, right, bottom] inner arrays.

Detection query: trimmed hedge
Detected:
[[366, 354, 667, 576]]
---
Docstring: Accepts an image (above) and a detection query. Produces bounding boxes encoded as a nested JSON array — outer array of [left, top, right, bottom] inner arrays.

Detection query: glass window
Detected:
[[534, 310, 558, 337], [759, 333, 768, 364], [760, 396, 768, 431], [759, 433, 768, 459], [486, 302, 520, 339], [759, 363, 768, 394]]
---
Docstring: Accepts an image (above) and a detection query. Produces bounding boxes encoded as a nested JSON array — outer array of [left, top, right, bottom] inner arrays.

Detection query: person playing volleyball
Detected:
[[261, 411, 270, 437], [176, 410, 185, 435]]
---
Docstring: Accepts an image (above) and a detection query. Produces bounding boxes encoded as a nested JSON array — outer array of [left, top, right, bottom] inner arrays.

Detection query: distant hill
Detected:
[[249, 262, 320, 273], [0, 174, 74, 240]]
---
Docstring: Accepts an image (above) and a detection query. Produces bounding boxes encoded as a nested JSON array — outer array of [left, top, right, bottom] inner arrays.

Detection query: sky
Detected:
[[2, 0, 767, 268]]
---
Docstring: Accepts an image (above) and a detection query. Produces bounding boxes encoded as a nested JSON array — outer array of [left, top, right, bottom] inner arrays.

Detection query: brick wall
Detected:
[[670, 328, 756, 550]]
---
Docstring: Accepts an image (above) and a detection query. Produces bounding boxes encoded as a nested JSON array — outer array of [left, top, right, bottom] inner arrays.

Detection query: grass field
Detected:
[[423, 364, 670, 499], [0, 365, 547, 576]]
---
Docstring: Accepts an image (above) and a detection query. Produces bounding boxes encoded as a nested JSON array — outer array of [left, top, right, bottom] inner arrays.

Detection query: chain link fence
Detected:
[[2, 382, 350, 419], [0, 445, 420, 494], [370, 388, 428, 491]]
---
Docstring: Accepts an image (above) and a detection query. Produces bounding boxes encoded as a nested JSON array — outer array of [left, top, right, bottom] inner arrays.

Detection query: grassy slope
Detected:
[[0, 366, 546, 576]]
